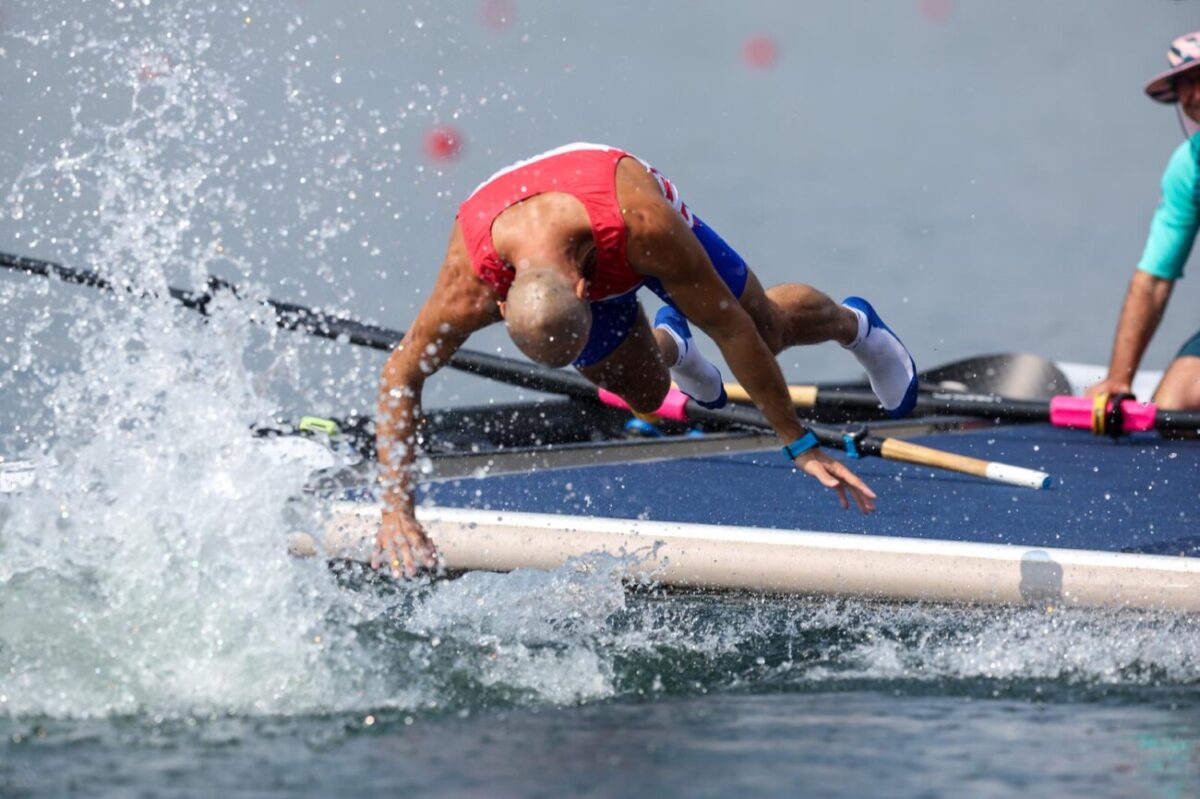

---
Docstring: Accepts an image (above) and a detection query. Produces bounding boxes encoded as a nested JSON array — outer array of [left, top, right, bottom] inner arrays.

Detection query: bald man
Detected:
[[375, 143, 918, 577]]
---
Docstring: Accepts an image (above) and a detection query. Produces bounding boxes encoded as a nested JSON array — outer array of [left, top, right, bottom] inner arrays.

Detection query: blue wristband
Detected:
[[781, 430, 820, 461]]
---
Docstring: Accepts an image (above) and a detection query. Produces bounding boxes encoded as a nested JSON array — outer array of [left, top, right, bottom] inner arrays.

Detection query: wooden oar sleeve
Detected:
[[723, 383, 818, 408], [879, 438, 1051, 489], [881, 438, 987, 475]]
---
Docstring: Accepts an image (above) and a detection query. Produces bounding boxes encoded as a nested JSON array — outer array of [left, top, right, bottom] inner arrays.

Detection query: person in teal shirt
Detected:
[[1089, 32, 1200, 410]]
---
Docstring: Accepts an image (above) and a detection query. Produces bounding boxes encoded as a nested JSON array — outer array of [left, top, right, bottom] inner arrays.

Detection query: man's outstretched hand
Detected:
[[371, 511, 440, 578], [793, 448, 877, 513]]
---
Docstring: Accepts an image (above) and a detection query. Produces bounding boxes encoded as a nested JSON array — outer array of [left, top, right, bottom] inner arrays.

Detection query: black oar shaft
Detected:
[[910, 391, 1049, 424], [682, 398, 872, 452], [8, 250, 1196, 437], [679, 396, 1049, 488], [0, 251, 614, 402], [1, 251, 112, 290], [742, 382, 1061, 425], [735, 378, 1200, 434], [0, 252, 809, 433], [904, 390, 1200, 433], [1154, 408, 1200, 433], [3, 250, 1060, 487]]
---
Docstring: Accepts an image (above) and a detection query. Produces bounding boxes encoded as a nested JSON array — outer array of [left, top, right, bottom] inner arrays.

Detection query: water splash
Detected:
[[0, 0, 649, 723], [0, 2, 387, 719], [605, 596, 1200, 696]]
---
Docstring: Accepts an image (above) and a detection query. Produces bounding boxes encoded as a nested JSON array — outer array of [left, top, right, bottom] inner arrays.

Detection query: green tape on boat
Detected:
[[298, 416, 340, 436]]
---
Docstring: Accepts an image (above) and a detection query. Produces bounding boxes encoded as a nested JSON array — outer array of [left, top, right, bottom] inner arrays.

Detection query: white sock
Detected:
[[657, 323, 724, 405], [843, 307, 869, 349], [842, 306, 914, 411]]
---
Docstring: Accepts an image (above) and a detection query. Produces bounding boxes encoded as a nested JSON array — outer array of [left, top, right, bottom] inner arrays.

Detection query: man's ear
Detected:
[[497, 300, 507, 319], [574, 277, 589, 301]]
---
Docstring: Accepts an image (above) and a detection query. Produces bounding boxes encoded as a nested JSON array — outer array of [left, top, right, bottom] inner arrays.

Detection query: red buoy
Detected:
[[424, 125, 464, 161], [742, 35, 779, 70], [480, 0, 515, 30], [917, 0, 954, 23]]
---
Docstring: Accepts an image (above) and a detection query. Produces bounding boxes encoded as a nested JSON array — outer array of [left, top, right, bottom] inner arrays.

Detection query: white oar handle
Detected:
[[880, 439, 1052, 490], [983, 462, 1054, 490]]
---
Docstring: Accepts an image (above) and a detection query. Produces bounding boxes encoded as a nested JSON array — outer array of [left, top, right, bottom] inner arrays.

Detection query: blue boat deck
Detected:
[[419, 425, 1200, 557]]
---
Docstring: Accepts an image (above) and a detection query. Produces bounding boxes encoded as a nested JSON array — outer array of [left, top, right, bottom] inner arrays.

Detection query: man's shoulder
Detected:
[[1151, 138, 1200, 207], [615, 160, 673, 229], [1163, 136, 1200, 180]]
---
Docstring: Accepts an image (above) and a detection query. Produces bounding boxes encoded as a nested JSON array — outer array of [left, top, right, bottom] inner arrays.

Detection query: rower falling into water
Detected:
[[376, 143, 919, 576]]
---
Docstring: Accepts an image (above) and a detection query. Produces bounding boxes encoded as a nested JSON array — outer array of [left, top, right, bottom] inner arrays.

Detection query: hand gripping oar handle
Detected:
[[1047, 394, 1200, 437], [599, 388, 1053, 490]]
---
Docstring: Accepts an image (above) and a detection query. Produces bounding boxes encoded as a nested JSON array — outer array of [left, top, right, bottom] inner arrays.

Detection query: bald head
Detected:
[[504, 267, 591, 367]]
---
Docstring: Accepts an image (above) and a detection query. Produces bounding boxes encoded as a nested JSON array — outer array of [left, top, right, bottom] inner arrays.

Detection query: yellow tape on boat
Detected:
[[1091, 392, 1108, 436]]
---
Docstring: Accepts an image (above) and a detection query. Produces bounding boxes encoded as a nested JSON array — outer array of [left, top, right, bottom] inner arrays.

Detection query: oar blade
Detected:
[[918, 353, 1071, 400]]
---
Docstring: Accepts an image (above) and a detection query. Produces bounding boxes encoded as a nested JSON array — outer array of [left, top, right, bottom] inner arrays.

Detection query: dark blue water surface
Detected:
[[6, 591, 1200, 798]]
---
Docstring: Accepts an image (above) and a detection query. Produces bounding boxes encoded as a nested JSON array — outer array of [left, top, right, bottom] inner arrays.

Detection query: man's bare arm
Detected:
[[624, 195, 875, 512], [375, 228, 501, 575], [624, 203, 803, 441], [1088, 270, 1173, 398]]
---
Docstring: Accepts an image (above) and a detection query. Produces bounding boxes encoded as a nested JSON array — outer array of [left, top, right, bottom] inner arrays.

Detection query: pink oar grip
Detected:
[[1121, 401, 1160, 432], [1048, 396, 1092, 430], [1049, 396, 1157, 433], [596, 387, 692, 423]]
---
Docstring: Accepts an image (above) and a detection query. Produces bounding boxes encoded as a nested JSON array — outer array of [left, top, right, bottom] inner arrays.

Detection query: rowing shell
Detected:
[[319, 504, 1200, 612], [312, 411, 1198, 612]]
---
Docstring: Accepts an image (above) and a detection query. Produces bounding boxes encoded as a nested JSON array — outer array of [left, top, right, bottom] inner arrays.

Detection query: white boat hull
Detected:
[[322, 503, 1200, 612]]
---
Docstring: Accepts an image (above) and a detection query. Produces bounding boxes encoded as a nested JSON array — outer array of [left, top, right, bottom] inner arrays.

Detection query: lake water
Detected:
[[2, 1, 1200, 796]]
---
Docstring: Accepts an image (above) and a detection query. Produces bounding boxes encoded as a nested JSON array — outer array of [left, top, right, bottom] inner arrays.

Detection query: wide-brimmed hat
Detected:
[[1146, 31, 1200, 103]]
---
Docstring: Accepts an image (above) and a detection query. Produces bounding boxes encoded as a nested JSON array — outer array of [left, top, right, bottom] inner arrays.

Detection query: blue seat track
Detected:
[[419, 424, 1199, 557]]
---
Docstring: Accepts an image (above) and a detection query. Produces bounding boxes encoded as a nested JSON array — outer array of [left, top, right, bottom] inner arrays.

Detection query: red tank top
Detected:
[[456, 144, 642, 302]]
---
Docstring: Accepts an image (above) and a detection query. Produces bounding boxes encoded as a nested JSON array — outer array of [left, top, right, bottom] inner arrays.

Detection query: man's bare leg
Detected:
[[1154, 355, 1200, 410], [642, 273, 858, 410], [737, 269, 918, 417], [736, 272, 858, 353]]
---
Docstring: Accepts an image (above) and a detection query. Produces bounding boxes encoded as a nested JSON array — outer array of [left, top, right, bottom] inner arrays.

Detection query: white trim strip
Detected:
[[467, 142, 618, 197]]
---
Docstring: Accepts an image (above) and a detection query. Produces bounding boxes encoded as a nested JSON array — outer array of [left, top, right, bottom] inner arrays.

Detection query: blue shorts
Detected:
[[572, 215, 750, 368], [1178, 328, 1200, 359]]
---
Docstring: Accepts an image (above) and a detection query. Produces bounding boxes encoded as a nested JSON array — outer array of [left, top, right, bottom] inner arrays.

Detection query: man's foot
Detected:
[[654, 305, 728, 409], [841, 296, 918, 418]]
